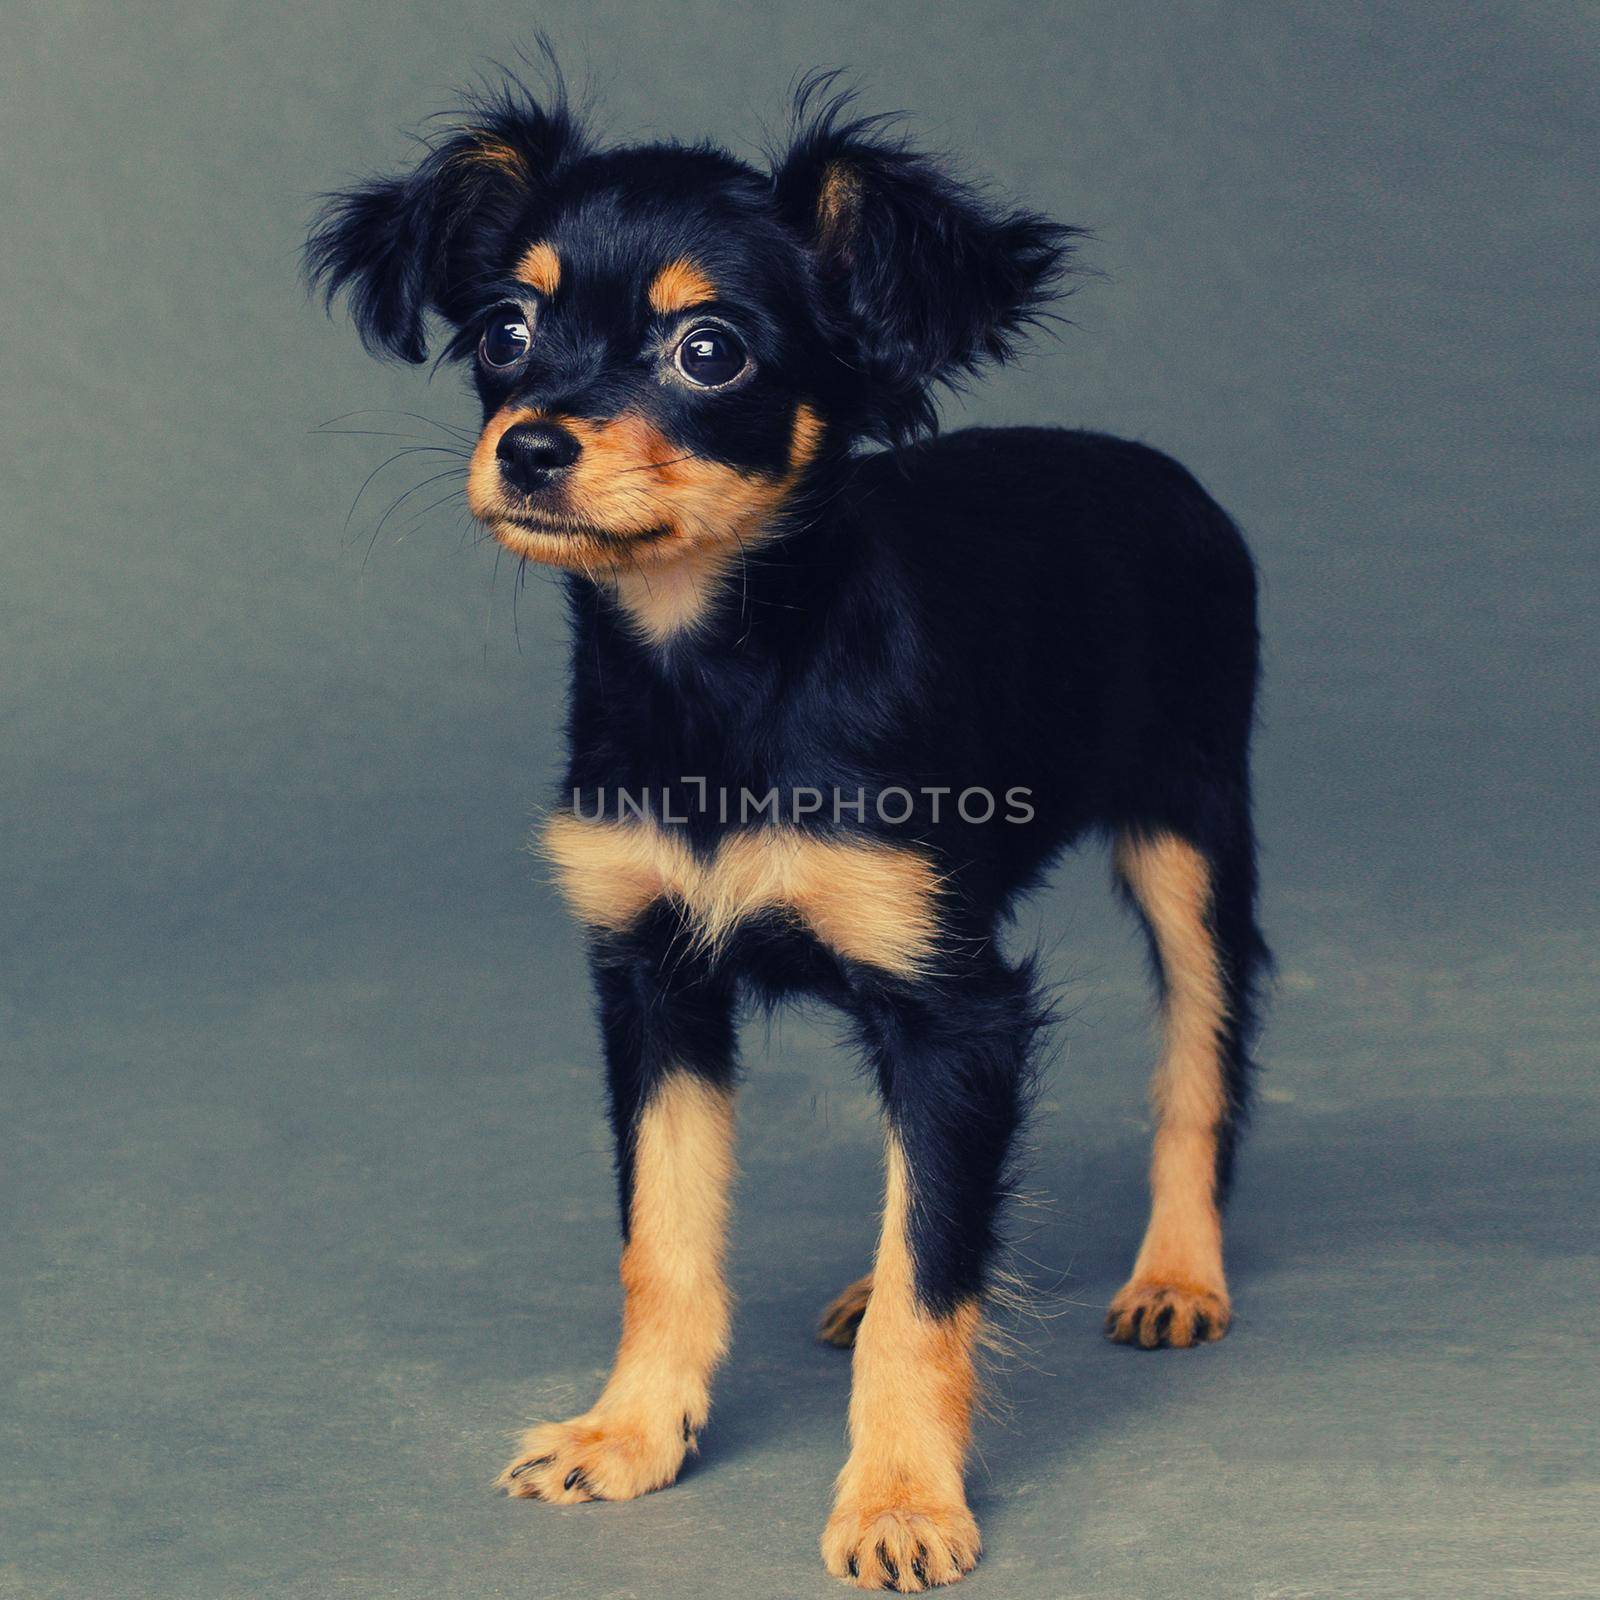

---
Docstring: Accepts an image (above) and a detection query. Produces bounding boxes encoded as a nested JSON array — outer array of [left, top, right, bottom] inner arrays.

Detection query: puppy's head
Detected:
[[306, 71, 1077, 579]]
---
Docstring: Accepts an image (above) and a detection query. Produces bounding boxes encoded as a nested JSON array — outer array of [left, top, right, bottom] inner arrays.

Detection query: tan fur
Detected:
[[466, 403, 822, 640], [823, 1139, 981, 1591], [816, 161, 864, 261], [514, 240, 560, 295], [818, 1273, 874, 1348], [542, 812, 941, 978], [607, 542, 747, 644], [647, 258, 717, 315], [499, 1075, 736, 1502], [456, 133, 529, 179], [1106, 831, 1233, 1348], [605, 405, 825, 641], [788, 402, 826, 472]]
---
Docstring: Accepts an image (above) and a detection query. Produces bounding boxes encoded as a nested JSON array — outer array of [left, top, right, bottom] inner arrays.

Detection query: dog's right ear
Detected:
[[304, 84, 587, 363]]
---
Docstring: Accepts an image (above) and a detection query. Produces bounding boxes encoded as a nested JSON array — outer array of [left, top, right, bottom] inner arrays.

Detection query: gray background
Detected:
[[3, 3, 1596, 1597]]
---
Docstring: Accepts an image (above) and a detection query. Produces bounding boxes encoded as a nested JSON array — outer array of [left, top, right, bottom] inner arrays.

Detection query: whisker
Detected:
[[316, 407, 477, 444], [363, 467, 471, 569], [512, 554, 530, 654], [314, 426, 470, 449], [484, 542, 505, 665], [617, 454, 697, 475], [400, 483, 471, 534], [342, 446, 474, 541]]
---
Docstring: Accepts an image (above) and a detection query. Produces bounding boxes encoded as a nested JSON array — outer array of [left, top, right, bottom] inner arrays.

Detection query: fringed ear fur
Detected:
[[771, 72, 1082, 442], [304, 76, 588, 363]]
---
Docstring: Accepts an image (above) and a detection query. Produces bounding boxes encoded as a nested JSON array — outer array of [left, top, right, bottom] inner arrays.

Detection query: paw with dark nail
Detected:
[[497, 1410, 697, 1503], [1105, 1279, 1232, 1349], [824, 1500, 980, 1589]]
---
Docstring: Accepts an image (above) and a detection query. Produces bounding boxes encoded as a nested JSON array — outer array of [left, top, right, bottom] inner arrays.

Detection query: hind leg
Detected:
[[1107, 826, 1264, 1349]]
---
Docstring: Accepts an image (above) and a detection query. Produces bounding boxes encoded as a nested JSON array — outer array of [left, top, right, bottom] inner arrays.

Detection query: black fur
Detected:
[[306, 70, 1267, 1319]]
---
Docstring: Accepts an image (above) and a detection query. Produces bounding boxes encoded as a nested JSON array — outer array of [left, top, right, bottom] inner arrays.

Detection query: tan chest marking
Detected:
[[541, 813, 940, 977]]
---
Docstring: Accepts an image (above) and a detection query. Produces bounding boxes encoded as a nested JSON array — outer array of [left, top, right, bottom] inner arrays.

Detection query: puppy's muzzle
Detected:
[[497, 420, 582, 494]]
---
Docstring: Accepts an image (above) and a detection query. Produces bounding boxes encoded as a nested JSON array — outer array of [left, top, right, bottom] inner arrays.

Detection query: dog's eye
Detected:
[[675, 326, 747, 388], [480, 308, 533, 369]]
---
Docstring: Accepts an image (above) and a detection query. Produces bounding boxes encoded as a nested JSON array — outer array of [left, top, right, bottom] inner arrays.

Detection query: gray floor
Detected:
[[4, 3, 1597, 1597]]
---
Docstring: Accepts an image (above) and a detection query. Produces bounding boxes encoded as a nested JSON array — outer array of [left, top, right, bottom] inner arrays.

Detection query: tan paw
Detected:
[[822, 1497, 980, 1591], [818, 1274, 874, 1348], [496, 1408, 697, 1503], [1105, 1279, 1231, 1349]]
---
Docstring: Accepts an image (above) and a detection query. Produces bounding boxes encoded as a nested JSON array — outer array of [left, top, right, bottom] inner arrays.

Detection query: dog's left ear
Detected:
[[305, 84, 587, 363], [772, 79, 1080, 440]]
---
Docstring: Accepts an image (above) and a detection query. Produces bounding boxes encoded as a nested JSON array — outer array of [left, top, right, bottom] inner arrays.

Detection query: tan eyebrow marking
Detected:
[[648, 259, 717, 316], [515, 241, 561, 296]]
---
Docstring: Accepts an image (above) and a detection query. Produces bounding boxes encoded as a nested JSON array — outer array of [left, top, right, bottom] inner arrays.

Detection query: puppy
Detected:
[[307, 68, 1268, 1592]]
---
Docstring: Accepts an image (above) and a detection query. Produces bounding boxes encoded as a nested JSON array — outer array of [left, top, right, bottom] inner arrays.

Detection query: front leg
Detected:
[[825, 960, 1037, 1590], [499, 909, 738, 1503]]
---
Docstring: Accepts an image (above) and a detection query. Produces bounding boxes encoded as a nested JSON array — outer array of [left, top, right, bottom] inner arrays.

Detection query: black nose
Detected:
[[496, 421, 582, 493]]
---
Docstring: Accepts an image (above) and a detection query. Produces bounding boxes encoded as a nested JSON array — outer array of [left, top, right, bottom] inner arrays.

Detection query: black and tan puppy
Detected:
[[307, 68, 1268, 1592]]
